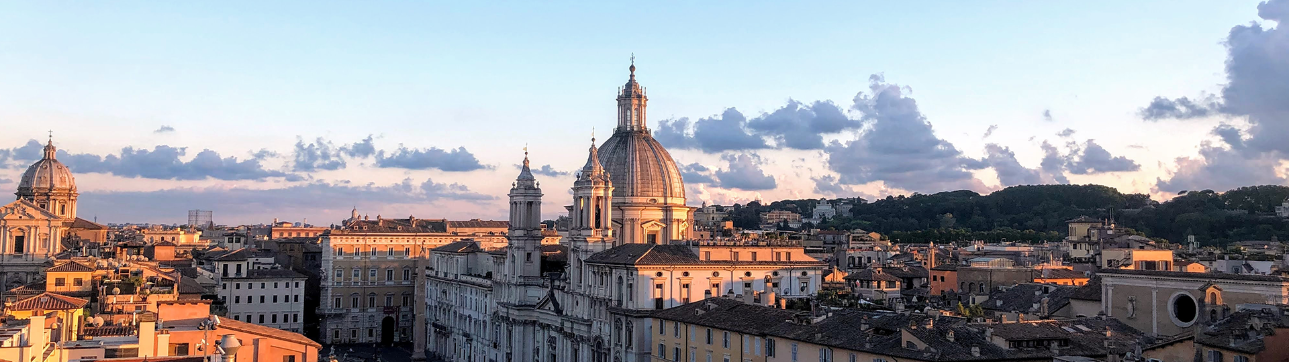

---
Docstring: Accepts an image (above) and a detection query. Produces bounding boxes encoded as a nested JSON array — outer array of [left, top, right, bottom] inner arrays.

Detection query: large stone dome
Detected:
[[596, 130, 685, 203], [18, 141, 76, 194]]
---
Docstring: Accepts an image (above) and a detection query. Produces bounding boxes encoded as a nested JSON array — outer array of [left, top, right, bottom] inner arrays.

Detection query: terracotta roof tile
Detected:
[[10, 292, 89, 311], [47, 261, 94, 273]]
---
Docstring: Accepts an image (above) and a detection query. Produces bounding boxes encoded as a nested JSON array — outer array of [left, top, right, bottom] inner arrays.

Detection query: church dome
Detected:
[[597, 130, 685, 202], [18, 140, 76, 194]]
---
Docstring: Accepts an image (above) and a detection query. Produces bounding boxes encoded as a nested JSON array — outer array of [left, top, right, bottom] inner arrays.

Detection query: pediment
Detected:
[[535, 289, 563, 315], [0, 200, 60, 221], [640, 220, 666, 230]]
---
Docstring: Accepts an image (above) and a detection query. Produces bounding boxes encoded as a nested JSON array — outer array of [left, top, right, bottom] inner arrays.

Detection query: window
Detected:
[[333, 297, 341, 308], [723, 331, 729, 348], [743, 335, 749, 353], [352, 268, 360, 278], [274, 282, 279, 288], [386, 269, 394, 281], [73, 278, 83, 286], [706, 328, 713, 344], [272, 314, 278, 323], [248, 282, 254, 290], [295, 295, 300, 303], [659, 320, 665, 335], [258, 295, 264, 303], [169, 343, 190, 356], [368, 294, 376, 306], [404, 247, 411, 256], [334, 330, 341, 339], [259, 314, 265, 323], [387, 247, 394, 256], [674, 322, 680, 337], [819, 347, 832, 362], [766, 339, 776, 357], [55, 278, 66, 286], [335, 269, 343, 279], [791, 343, 798, 361], [1208, 350, 1223, 362], [1233, 356, 1248, 362], [235, 296, 241, 303], [385, 295, 393, 306], [369, 269, 377, 278], [402, 295, 411, 306], [674, 347, 681, 361], [659, 344, 666, 357], [351, 296, 359, 308], [403, 269, 412, 281]]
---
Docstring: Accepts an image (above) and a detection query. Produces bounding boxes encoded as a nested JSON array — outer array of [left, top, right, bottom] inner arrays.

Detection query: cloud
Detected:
[[715, 153, 777, 191], [1156, 125, 1286, 193], [653, 109, 770, 152], [679, 163, 717, 185], [978, 144, 1045, 186], [7, 140, 46, 163], [292, 137, 346, 172], [812, 174, 849, 197], [745, 100, 859, 149], [1040, 141, 1070, 184], [77, 178, 492, 223], [1149, 0, 1289, 188], [341, 135, 377, 158], [1065, 140, 1141, 174], [55, 145, 299, 181], [0, 178, 12, 184], [983, 125, 998, 139], [823, 75, 986, 193], [515, 164, 568, 177], [1139, 96, 1220, 121], [1042, 109, 1054, 122], [1057, 128, 1076, 138], [375, 145, 490, 171], [154, 125, 175, 134]]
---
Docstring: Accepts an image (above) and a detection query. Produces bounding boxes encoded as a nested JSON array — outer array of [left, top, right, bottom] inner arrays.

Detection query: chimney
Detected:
[[138, 312, 157, 357], [860, 316, 870, 331], [971, 346, 980, 357], [947, 330, 955, 342], [985, 327, 992, 340]]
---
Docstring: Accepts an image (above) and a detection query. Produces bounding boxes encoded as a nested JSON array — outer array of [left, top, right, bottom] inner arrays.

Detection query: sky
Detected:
[[2, 1, 1287, 225]]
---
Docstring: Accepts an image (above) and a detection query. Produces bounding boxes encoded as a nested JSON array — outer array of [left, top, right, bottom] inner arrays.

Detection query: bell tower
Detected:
[[567, 136, 614, 292], [503, 149, 545, 304]]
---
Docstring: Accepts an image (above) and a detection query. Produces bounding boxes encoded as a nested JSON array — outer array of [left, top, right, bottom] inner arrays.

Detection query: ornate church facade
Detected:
[[1, 139, 108, 291], [420, 64, 829, 362]]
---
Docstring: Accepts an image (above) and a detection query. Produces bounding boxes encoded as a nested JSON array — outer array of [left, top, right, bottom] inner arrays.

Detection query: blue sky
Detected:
[[1, 1, 1284, 225]]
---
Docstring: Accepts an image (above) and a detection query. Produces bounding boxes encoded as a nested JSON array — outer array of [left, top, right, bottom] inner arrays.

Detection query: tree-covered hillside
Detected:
[[726, 185, 1289, 246]]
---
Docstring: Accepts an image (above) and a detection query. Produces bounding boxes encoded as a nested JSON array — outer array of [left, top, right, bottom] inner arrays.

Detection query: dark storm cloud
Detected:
[[154, 125, 175, 134], [678, 163, 717, 185], [715, 153, 777, 191], [823, 75, 984, 193], [78, 178, 493, 223], [745, 100, 859, 149], [375, 145, 490, 172], [292, 137, 346, 172], [1139, 96, 1220, 121]]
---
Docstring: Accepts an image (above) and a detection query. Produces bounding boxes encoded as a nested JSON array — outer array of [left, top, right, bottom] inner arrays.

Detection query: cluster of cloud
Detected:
[[77, 177, 493, 222], [659, 74, 1143, 195], [680, 154, 778, 191], [1, 134, 489, 182], [1144, 0, 1289, 193]]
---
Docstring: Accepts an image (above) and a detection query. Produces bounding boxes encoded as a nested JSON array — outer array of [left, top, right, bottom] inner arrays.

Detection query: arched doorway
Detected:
[[381, 316, 396, 345]]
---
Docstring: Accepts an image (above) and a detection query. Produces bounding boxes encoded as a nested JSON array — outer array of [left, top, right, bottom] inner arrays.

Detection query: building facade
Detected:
[[320, 214, 507, 345], [219, 269, 308, 333]]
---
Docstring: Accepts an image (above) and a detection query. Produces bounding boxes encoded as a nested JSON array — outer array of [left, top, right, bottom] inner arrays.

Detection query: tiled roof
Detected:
[[67, 217, 108, 230], [651, 298, 801, 335], [447, 220, 509, 229], [341, 218, 448, 233], [80, 325, 134, 337], [584, 244, 700, 265], [982, 283, 1075, 316], [10, 292, 89, 311], [1068, 277, 1102, 301], [47, 261, 94, 273], [237, 269, 308, 280], [1035, 268, 1087, 280], [433, 241, 482, 253], [220, 317, 321, 348], [177, 277, 209, 295], [844, 268, 902, 282]]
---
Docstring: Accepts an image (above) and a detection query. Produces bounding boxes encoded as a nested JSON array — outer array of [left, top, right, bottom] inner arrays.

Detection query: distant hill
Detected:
[[724, 184, 1289, 246]]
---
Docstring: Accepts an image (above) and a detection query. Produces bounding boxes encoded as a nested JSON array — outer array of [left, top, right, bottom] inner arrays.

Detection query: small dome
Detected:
[[597, 130, 685, 202], [18, 141, 76, 194]]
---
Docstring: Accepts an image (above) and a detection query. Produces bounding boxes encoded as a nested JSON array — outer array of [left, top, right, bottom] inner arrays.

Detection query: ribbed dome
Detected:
[[18, 141, 76, 194], [597, 130, 685, 202]]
